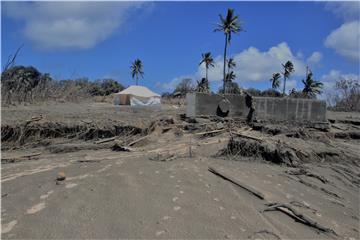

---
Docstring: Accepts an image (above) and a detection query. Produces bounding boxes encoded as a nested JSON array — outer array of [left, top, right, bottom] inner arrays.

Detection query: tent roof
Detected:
[[117, 85, 160, 98]]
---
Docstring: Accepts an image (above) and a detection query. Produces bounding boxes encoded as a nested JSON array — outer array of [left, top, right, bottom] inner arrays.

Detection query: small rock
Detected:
[[57, 172, 66, 181]]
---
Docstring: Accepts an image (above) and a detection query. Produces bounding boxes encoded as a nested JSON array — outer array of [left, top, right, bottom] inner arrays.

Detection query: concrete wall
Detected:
[[186, 92, 327, 123], [253, 97, 327, 122], [186, 93, 248, 117]]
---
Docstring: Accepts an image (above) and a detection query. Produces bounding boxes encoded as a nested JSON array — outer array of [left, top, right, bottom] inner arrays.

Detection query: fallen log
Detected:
[[208, 167, 265, 200], [263, 202, 337, 236]]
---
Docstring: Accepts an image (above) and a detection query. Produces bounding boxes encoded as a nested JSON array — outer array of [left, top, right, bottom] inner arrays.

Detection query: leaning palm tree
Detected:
[[270, 72, 281, 90], [130, 59, 144, 85], [199, 52, 215, 82], [302, 67, 323, 98], [282, 60, 294, 95], [215, 9, 244, 93]]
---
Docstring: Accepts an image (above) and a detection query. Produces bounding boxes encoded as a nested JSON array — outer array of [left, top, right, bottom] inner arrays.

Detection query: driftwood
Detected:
[[208, 167, 265, 200], [263, 202, 337, 236], [2, 152, 42, 164]]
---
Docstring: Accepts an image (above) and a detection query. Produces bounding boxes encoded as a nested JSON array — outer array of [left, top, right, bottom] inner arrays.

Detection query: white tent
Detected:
[[114, 85, 161, 106]]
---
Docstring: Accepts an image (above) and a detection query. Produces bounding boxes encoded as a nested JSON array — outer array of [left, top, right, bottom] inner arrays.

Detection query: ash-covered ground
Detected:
[[1, 102, 359, 239]]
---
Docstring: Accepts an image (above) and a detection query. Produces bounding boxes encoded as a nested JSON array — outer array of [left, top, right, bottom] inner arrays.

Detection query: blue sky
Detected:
[[1, 1, 359, 94]]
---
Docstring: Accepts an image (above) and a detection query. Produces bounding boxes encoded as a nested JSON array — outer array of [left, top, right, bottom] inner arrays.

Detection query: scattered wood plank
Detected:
[[26, 115, 43, 123], [149, 153, 176, 162], [263, 202, 337, 236], [127, 135, 149, 147], [2, 152, 42, 164], [95, 137, 116, 144], [194, 129, 226, 136], [77, 160, 101, 163], [247, 230, 281, 240], [286, 168, 329, 184], [208, 167, 265, 200], [81, 119, 93, 124], [233, 131, 263, 141], [298, 178, 342, 199]]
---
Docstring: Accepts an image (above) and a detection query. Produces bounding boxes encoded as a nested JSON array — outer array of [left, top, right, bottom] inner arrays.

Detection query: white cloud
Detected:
[[197, 42, 312, 84], [3, 2, 150, 49], [307, 51, 322, 65], [325, 2, 360, 22], [325, 21, 360, 62], [320, 70, 360, 89]]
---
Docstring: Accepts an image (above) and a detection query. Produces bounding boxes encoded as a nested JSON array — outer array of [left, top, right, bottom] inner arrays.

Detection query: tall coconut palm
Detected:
[[199, 52, 215, 83], [282, 60, 294, 95], [302, 67, 323, 98], [130, 59, 144, 85], [270, 72, 281, 90], [215, 9, 243, 93]]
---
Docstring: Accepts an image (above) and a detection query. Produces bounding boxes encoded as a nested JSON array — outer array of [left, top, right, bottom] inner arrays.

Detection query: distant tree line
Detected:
[[327, 78, 360, 112], [1, 65, 124, 105]]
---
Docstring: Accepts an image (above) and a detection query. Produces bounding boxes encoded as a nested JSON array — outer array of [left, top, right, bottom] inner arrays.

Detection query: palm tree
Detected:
[[199, 52, 215, 83], [302, 67, 323, 98], [215, 9, 244, 93], [270, 73, 281, 90], [225, 71, 236, 82], [130, 59, 144, 85], [282, 60, 294, 95], [227, 58, 236, 75]]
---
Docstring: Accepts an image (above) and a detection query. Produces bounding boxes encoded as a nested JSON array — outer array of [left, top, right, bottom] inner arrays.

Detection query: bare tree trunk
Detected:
[[223, 34, 228, 94], [206, 67, 208, 83], [283, 76, 286, 95]]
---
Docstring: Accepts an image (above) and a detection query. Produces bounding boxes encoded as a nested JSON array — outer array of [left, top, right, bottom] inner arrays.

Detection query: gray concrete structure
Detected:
[[186, 92, 327, 122]]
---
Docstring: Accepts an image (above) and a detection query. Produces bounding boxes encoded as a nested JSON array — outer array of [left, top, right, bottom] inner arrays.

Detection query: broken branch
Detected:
[[263, 202, 337, 236], [208, 166, 265, 200]]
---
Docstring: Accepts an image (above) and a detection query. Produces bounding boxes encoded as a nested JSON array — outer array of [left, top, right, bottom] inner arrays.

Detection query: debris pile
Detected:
[[220, 137, 300, 166]]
